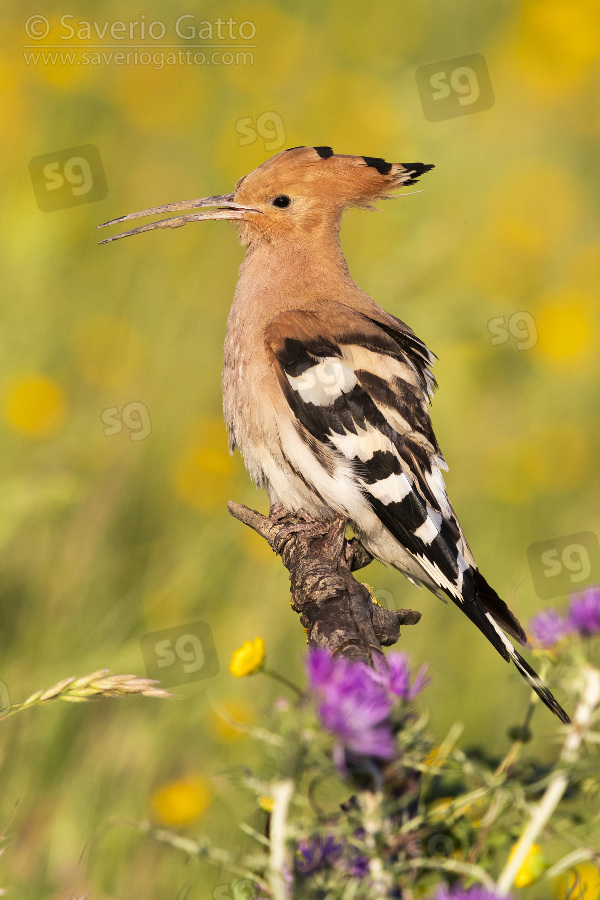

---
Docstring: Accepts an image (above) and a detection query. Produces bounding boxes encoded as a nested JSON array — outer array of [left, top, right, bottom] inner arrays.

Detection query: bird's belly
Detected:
[[223, 348, 356, 517], [239, 423, 362, 521]]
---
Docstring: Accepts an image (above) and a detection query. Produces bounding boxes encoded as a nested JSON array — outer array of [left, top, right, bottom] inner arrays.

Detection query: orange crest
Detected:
[[235, 145, 434, 211]]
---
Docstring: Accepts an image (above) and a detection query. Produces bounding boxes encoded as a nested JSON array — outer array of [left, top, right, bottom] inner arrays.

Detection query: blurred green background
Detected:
[[1, 0, 599, 896]]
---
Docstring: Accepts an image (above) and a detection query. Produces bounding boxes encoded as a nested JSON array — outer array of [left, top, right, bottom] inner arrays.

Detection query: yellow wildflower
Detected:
[[555, 863, 600, 900], [508, 842, 546, 888], [152, 776, 210, 826], [229, 637, 265, 677], [258, 795, 274, 813]]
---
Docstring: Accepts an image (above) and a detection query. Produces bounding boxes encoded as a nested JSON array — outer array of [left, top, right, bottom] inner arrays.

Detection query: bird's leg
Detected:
[[267, 503, 338, 551], [267, 502, 291, 523], [269, 506, 373, 568]]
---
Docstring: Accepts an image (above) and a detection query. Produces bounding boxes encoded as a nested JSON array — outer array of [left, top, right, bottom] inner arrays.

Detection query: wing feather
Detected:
[[262, 303, 568, 722], [266, 302, 527, 643]]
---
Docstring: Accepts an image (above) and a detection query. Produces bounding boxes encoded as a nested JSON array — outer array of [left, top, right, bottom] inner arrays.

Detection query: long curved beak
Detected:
[[97, 193, 261, 244]]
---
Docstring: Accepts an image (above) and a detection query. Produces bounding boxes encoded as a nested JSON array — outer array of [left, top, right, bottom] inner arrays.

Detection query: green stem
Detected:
[[261, 667, 303, 697]]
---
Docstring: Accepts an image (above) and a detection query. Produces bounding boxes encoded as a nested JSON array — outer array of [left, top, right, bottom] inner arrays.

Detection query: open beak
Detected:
[[97, 193, 261, 244]]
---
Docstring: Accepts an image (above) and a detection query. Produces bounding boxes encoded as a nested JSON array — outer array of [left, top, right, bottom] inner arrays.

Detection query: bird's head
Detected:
[[98, 146, 433, 247]]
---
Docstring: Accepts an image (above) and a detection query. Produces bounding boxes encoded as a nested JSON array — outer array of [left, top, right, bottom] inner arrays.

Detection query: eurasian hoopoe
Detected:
[[99, 145, 570, 724]]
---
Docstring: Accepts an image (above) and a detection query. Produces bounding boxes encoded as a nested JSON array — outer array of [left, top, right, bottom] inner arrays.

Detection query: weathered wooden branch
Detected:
[[228, 501, 420, 667]]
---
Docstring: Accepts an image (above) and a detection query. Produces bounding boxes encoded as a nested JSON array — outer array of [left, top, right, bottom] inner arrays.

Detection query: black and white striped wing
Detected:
[[266, 305, 525, 644], [266, 304, 570, 725]]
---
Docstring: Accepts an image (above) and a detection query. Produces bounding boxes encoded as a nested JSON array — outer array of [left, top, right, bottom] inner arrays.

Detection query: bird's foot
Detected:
[[267, 505, 341, 553], [268, 503, 316, 524]]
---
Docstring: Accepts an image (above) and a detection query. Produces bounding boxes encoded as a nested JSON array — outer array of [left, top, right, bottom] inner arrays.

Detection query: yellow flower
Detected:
[[555, 863, 600, 900], [258, 795, 274, 813], [152, 776, 210, 826], [2, 373, 66, 437], [508, 842, 546, 888], [229, 637, 265, 677]]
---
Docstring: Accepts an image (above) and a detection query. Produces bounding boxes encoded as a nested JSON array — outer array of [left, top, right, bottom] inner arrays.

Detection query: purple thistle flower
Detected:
[[296, 835, 343, 874], [568, 586, 600, 636], [434, 886, 513, 900], [295, 834, 370, 880], [529, 608, 573, 648], [306, 646, 336, 687], [380, 651, 430, 700], [344, 851, 370, 879], [306, 649, 395, 765]]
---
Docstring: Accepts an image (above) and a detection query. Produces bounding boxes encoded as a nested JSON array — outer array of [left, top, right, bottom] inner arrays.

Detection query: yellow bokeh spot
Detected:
[[2, 374, 66, 438], [301, 71, 406, 154], [0, 52, 27, 138], [494, 215, 548, 255], [110, 66, 208, 134], [490, 163, 579, 249], [74, 315, 145, 389], [535, 292, 597, 366], [172, 419, 234, 510], [22, 18, 91, 89], [483, 425, 591, 504], [484, 439, 550, 504], [242, 520, 276, 563], [222, 1, 311, 94], [517, 0, 600, 93], [152, 776, 210, 826], [229, 637, 265, 677], [567, 242, 600, 292], [462, 163, 581, 295], [210, 698, 255, 741], [509, 843, 546, 888], [555, 863, 600, 900]]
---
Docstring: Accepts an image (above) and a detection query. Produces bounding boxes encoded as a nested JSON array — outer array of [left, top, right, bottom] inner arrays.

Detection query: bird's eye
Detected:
[[272, 195, 291, 208]]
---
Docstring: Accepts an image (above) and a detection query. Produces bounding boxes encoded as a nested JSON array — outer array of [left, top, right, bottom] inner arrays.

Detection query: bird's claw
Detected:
[[267, 506, 338, 552]]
